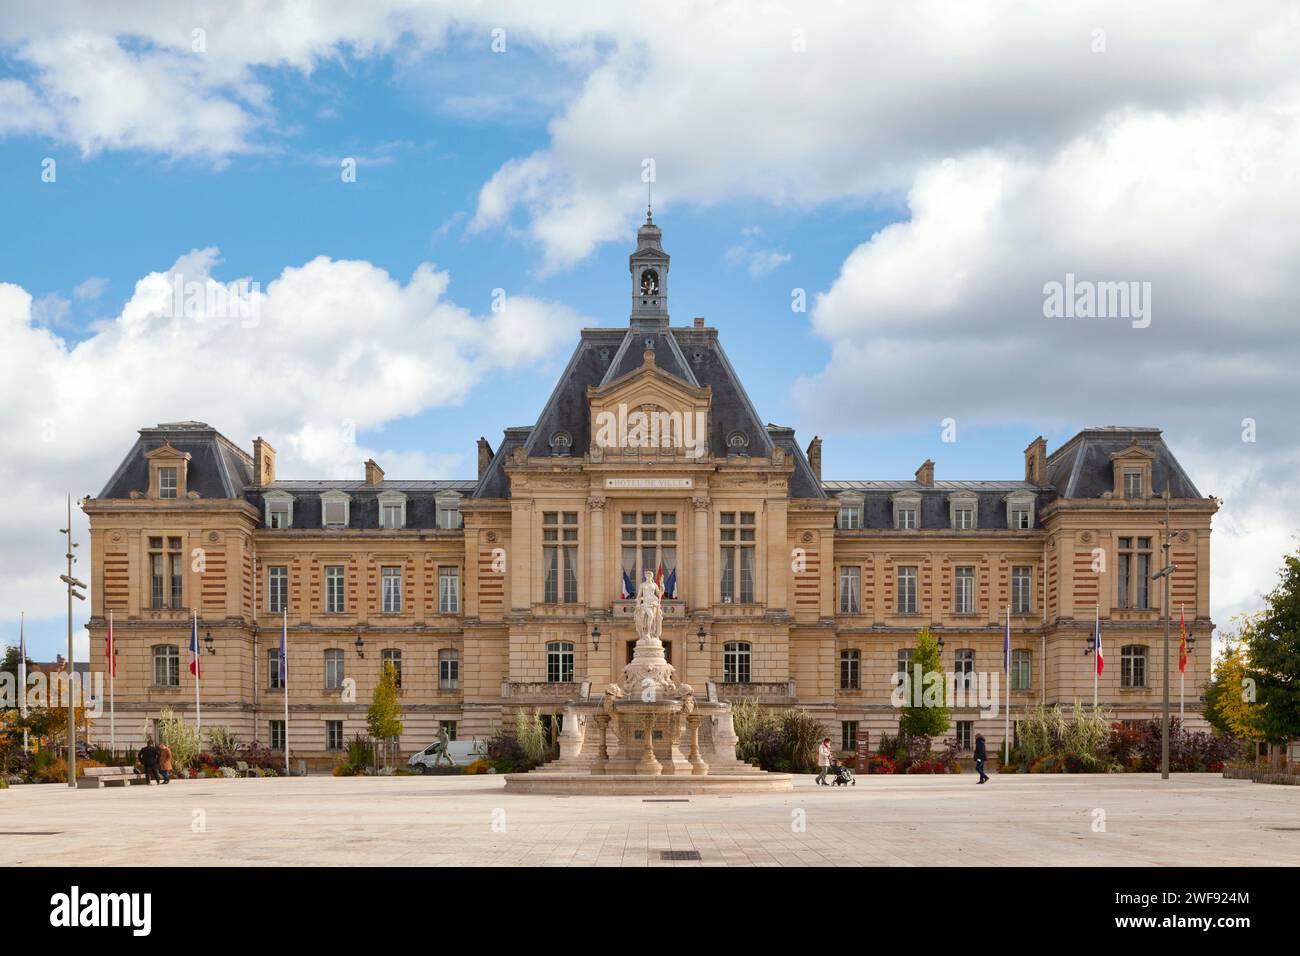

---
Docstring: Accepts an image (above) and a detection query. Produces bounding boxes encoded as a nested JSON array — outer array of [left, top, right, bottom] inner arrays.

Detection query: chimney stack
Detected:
[[1024, 436, 1048, 485], [806, 436, 822, 483], [364, 458, 384, 485], [915, 459, 935, 487], [252, 437, 276, 486], [477, 437, 494, 481], [693, 316, 705, 328]]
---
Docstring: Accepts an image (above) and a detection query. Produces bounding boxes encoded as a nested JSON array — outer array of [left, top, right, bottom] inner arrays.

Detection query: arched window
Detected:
[[546, 642, 574, 683], [1121, 645, 1147, 688], [723, 641, 751, 684], [324, 648, 345, 690], [152, 644, 180, 687], [439, 649, 460, 690]]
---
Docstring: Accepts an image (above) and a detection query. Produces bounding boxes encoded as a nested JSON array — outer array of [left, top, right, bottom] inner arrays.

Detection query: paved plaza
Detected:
[[2, 773, 1297, 867]]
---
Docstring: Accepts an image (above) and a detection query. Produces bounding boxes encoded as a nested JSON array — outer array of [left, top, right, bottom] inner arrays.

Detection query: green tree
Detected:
[[1245, 551, 1300, 746], [367, 662, 404, 765], [1204, 618, 1261, 740], [898, 628, 950, 739]]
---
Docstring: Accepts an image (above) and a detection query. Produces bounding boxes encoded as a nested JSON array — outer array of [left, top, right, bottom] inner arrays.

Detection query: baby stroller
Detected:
[[830, 760, 856, 786]]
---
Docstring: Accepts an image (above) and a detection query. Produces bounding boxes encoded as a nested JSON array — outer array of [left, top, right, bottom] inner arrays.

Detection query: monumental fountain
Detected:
[[504, 571, 793, 794]]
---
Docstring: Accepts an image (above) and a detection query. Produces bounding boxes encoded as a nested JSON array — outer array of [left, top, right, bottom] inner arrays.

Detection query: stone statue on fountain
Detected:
[[633, 569, 664, 643]]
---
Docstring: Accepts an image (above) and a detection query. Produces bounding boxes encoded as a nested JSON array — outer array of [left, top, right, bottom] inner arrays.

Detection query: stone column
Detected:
[[510, 499, 533, 612], [593, 713, 611, 775], [687, 714, 708, 775], [713, 708, 740, 764], [691, 496, 709, 613], [587, 495, 606, 612], [637, 713, 662, 775]]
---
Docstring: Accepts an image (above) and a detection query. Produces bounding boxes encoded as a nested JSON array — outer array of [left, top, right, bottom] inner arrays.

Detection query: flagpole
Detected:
[[1180, 603, 1185, 724], [19, 611, 27, 753], [283, 608, 289, 776], [194, 609, 201, 741], [1004, 605, 1010, 763], [1093, 604, 1099, 710], [109, 610, 115, 755]]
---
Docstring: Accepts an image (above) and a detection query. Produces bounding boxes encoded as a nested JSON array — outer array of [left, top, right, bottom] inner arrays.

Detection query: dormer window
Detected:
[[550, 431, 573, 457], [892, 492, 921, 530], [145, 442, 190, 499], [378, 490, 408, 530], [948, 493, 978, 530], [1123, 470, 1143, 499], [436, 492, 463, 530], [1006, 492, 1036, 530], [837, 495, 863, 530], [320, 491, 350, 528], [159, 468, 178, 499], [264, 491, 294, 529]]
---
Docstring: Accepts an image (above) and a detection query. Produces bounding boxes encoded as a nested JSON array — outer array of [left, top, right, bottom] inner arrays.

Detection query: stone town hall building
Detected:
[[84, 215, 1217, 766]]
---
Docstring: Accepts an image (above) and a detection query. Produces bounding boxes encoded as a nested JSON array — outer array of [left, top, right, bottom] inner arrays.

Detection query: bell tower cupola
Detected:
[[629, 206, 670, 330]]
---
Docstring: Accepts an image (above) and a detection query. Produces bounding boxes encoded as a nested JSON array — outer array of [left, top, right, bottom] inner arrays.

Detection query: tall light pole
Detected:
[[1151, 487, 1180, 781], [59, 495, 87, 788]]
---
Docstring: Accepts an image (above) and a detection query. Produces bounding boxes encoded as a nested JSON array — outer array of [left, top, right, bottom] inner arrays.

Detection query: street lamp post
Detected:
[[59, 495, 87, 788], [1151, 487, 1181, 781]]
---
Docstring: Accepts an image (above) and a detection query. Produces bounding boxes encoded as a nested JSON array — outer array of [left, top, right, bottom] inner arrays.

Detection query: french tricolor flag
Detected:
[[189, 612, 201, 679]]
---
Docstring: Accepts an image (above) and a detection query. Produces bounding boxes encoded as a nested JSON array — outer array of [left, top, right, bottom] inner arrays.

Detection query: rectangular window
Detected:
[[1118, 537, 1152, 609], [153, 645, 179, 687], [325, 720, 344, 751], [150, 549, 164, 609], [324, 649, 345, 690], [159, 467, 177, 498], [270, 720, 286, 751], [955, 648, 975, 690], [169, 550, 183, 609], [546, 642, 574, 683], [841, 721, 858, 753], [543, 512, 579, 604], [838, 504, 862, 530], [1010, 507, 1031, 529], [954, 566, 975, 614], [1012, 566, 1033, 614], [268, 566, 288, 613], [839, 649, 860, 690], [839, 566, 861, 614], [268, 649, 284, 689], [381, 566, 402, 614], [323, 499, 348, 527], [897, 566, 918, 614], [381, 502, 404, 529], [897, 508, 917, 530], [956, 720, 973, 751], [382, 648, 403, 688], [720, 512, 756, 604], [438, 500, 461, 530], [440, 720, 458, 741], [1124, 470, 1143, 499], [954, 507, 975, 530], [1012, 648, 1032, 690], [723, 642, 751, 684], [268, 499, 291, 528], [325, 566, 345, 614], [438, 566, 459, 614], [439, 649, 460, 690], [1122, 646, 1147, 688], [621, 511, 679, 597]]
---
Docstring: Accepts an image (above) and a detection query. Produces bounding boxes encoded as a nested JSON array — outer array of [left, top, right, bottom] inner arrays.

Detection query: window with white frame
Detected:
[[265, 492, 293, 529], [438, 566, 459, 614], [720, 512, 756, 603], [1121, 645, 1147, 688], [893, 492, 921, 530], [839, 565, 861, 614], [439, 649, 459, 690], [838, 497, 863, 530], [320, 491, 350, 528], [382, 648, 403, 688], [378, 491, 407, 529], [268, 566, 288, 613], [153, 644, 180, 687], [955, 720, 973, 750], [1006, 493, 1035, 530], [949, 494, 978, 530], [325, 565, 345, 613], [954, 566, 976, 614], [546, 641, 574, 683], [381, 566, 402, 614], [621, 511, 678, 596], [1011, 648, 1032, 690], [840, 648, 860, 689], [897, 566, 918, 614], [1123, 469, 1143, 499], [1012, 565, 1033, 614], [270, 720, 286, 750], [324, 648, 345, 689], [543, 512, 579, 604], [159, 467, 178, 499], [1118, 537, 1152, 609], [268, 649, 284, 689], [954, 648, 975, 690], [325, 720, 344, 751], [436, 493, 462, 530], [723, 641, 752, 683]]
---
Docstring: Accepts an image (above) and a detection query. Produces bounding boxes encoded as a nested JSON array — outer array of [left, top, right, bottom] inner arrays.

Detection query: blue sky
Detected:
[[2, 4, 1296, 661]]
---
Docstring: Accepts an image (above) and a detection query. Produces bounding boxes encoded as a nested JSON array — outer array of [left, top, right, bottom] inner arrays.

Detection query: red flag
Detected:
[[1178, 608, 1188, 674], [105, 612, 116, 678], [1095, 607, 1104, 675], [654, 563, 664, 591]]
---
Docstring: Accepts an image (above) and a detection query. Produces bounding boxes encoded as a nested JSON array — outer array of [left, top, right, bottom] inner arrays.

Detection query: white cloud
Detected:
[[0, 251, 585, 622], [72, 276, 108, 301]]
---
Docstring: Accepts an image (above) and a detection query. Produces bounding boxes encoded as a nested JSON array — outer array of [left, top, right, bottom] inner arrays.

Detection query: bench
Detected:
[[76, 766, 146, 789]]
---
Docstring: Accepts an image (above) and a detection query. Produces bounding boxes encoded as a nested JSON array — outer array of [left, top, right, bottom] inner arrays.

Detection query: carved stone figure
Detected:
[[633, 569, 664, 643]]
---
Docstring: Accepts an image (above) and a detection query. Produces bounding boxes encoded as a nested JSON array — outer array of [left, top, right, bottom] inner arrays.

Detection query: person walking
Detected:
[[815, 737, 834, 785], [158, 741, 173, 784], [138, 737, 161, 785], [974, 733, 989, 784]]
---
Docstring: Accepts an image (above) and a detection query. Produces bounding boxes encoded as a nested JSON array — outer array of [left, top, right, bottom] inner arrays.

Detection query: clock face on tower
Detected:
[[640, 269, 659, 295]]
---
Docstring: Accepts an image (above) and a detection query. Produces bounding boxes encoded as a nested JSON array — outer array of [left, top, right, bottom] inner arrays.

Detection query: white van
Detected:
[[408, 739, 486, 772]]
